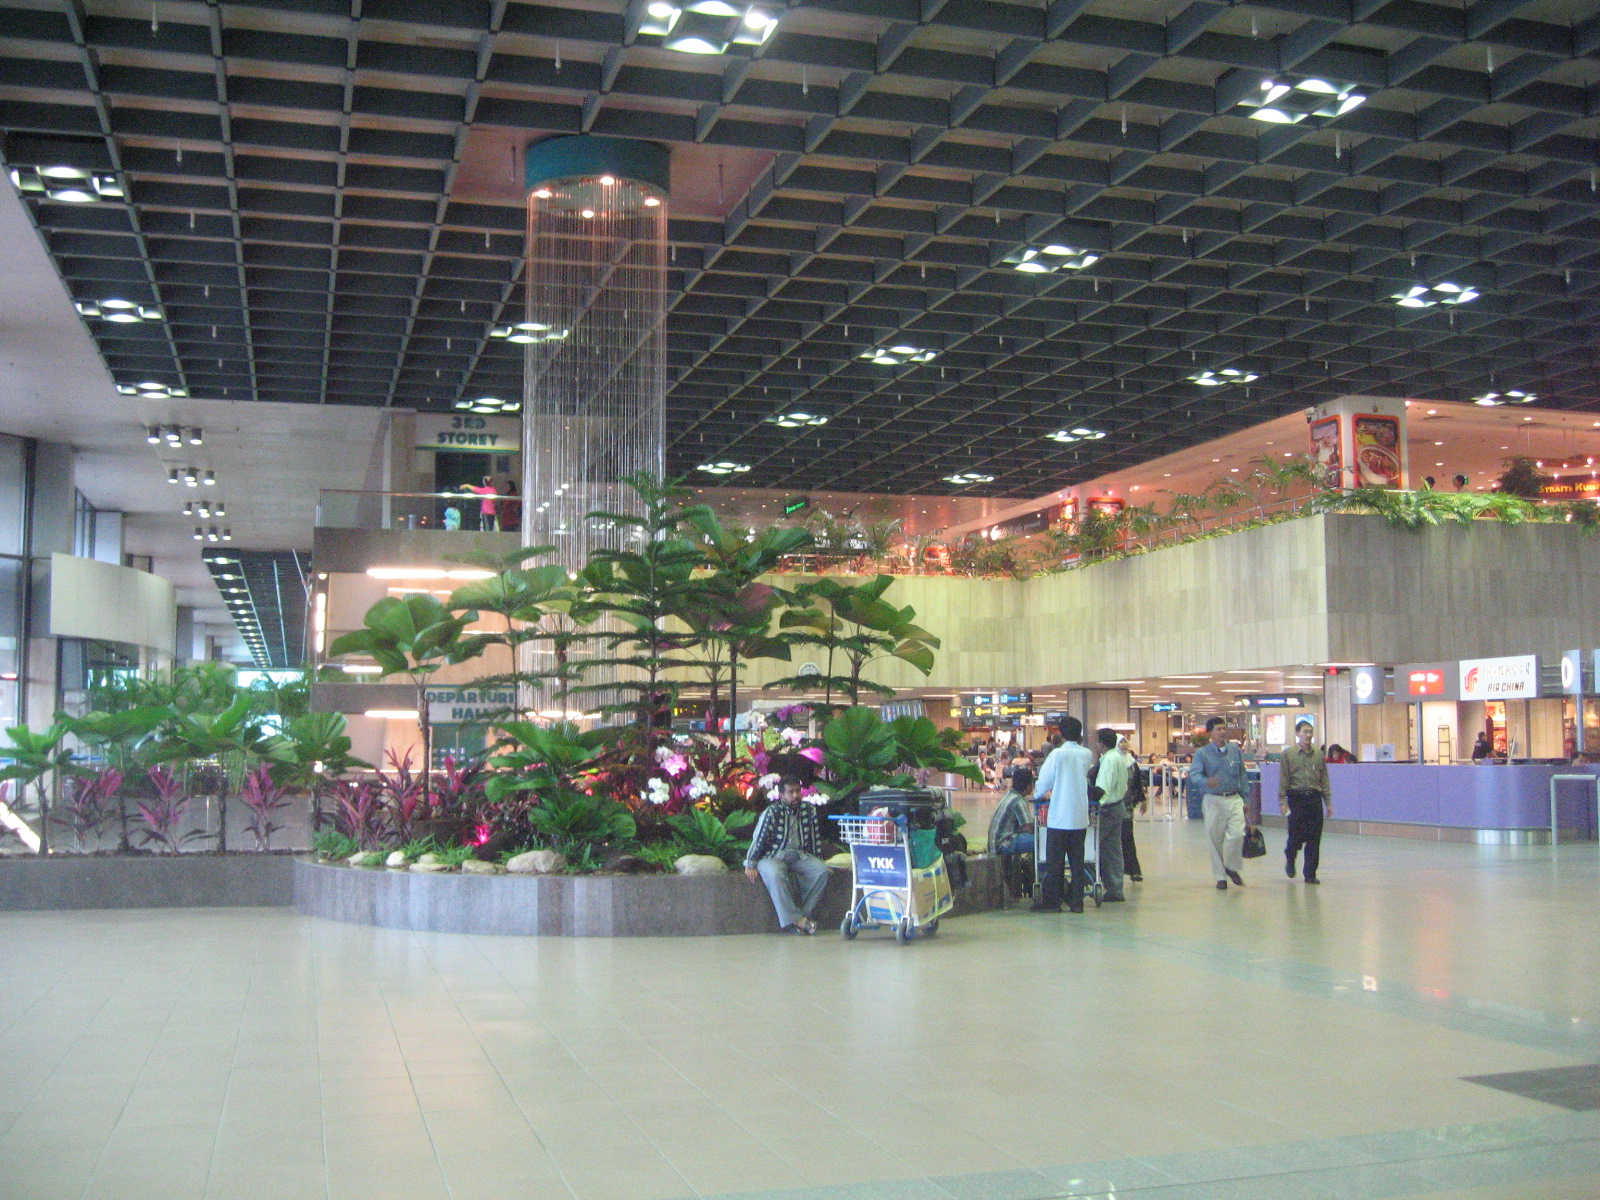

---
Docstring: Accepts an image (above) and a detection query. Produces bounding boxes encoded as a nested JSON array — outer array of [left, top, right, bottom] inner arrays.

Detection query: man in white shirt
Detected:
[[1031, 715, 1095, 913]]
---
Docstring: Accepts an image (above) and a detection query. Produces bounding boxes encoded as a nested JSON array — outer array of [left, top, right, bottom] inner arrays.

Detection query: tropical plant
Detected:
[[887, 716, 982, 785], [525, 789, 636, 859], [331, 779, 388, 850], [312, 829, 359, 861], [0, 724, 81, 854], [816, 706, 903, 805], [579, 474, 722, 744], [1497, 455, 1549, 499], [137, 767, 205, 853], [681, 504, 810, 765], [58, 706, 167, 850], [665, 805, 754, 865], [238, 764, 289, 852], [263, 711, 367, 832], [55, 768, 122, 853], [770, 576, 939, 710], [444, 543, 578, 716], [153, 693, 268, 852], [327, 593, 474, 814]]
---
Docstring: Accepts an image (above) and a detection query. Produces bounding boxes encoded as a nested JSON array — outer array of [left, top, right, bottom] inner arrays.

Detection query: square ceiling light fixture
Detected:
[[943, 471, 994, 485], [76, 298, 160, 323], [1047, 427, 1106, 443], [120, 382, 187, 400], [860, 344, 937, 366], [1473, 390, 1537, 406], [490, 322, 568, 344], [1393, 282, 1480, 308], [9, 165, 124, 203], [1190, 367, 1260, 387], [696, 460, 751, 475], [453, 396, 522, 415], [1242, 78, 1366, 124], [640, 0, 778, 54], [765, 410, 828, 428], [1004, 245, 1101, 273]]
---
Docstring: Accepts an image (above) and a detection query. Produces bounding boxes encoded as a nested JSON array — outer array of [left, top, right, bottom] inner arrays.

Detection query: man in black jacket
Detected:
[[743, 776, 829, 934]]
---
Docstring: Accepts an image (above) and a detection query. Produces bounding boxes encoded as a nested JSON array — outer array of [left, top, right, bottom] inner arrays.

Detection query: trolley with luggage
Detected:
[[833, 789, 954, 944], [1032, 799, 1103, 908]]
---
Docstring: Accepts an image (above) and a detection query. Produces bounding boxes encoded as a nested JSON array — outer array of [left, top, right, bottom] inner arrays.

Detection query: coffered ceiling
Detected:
[[1, 0, 1598, 498]]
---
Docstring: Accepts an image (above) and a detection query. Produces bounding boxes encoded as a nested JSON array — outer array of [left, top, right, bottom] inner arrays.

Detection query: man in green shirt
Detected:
[[1093, 728, 1133, 902], [1278, 721, 1332, 883]]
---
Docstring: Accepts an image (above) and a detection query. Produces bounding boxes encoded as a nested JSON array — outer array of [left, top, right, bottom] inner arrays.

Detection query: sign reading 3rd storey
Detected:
[[416, 415, 521, 452], [425, 686, 517, 725], [1458, 655, 1539, 701]]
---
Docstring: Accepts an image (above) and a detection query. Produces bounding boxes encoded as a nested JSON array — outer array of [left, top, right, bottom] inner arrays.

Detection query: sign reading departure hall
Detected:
[[425, 686, 516, 725], [415, 415, 521, 452], [1458, 655, 1539, 701]]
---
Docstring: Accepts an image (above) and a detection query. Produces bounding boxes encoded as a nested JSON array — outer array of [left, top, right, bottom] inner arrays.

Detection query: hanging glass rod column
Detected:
[[520, 135, 669, 576]]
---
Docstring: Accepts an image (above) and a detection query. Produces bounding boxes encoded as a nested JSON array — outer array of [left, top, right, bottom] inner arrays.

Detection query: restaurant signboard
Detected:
[[1458, 655, 1539, 701]]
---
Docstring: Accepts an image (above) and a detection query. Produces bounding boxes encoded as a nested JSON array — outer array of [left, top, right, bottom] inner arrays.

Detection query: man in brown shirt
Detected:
[[1278, 721, 1332, 884]]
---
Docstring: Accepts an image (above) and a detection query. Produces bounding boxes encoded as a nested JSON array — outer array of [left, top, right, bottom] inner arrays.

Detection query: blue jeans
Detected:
[[755, 850, 829, 927]]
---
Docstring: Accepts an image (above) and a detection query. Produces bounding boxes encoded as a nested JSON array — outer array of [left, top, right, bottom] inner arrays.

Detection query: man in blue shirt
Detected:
[[1032, 715, 1095, 913], [1192, 716, 1250, 890]]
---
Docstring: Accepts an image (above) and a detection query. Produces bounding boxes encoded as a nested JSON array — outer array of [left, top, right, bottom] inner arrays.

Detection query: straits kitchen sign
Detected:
[[1458, 655, 1539, 701]]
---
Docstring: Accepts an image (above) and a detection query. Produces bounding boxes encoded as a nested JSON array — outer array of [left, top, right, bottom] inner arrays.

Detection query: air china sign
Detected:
[[1458, 655, 1539, 701]]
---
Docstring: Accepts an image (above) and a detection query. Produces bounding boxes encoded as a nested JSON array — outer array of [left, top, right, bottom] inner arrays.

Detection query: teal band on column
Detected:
[[524, 136, 670, 193]]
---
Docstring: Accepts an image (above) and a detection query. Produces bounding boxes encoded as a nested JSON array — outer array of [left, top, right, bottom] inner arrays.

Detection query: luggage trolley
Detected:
[[833, 813, 953, 944], [1032, 800, 1103, 908]]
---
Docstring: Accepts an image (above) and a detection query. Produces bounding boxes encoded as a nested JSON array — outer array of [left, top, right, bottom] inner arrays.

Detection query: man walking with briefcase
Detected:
[[1279, 720, 1332, 884]]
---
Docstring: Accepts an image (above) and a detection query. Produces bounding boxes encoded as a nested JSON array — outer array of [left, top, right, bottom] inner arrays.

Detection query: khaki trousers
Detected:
[[1202, 792, 1246, 881]]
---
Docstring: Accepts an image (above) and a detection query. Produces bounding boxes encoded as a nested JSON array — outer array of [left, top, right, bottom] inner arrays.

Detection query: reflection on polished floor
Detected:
[[2, 825, 1599, 1200]]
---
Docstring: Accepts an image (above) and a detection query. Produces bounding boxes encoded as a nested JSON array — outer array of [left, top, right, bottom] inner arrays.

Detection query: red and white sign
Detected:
[[1405, 668, 1446, 697], [1459, 655, 1539, 701]]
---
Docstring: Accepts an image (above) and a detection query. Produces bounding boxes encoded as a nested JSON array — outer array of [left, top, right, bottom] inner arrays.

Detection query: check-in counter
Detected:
[[1257, 762, 1600, 843]]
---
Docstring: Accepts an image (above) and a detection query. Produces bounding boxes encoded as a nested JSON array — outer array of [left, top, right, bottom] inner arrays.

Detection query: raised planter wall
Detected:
[[294, 855, 1006, 937], [0, 853, 296, 911]]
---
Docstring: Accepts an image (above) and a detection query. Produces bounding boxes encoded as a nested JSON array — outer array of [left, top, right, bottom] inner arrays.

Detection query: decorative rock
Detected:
[[410, 861, 451, 873], [674, 854, 728, 876], [347, 851, 383, 867], [602, 852, 648, 874], [461, 859, 500, 875], [506, 849, 565, 875], [385, 851, 408, 868], [416, 852, 440, 865]]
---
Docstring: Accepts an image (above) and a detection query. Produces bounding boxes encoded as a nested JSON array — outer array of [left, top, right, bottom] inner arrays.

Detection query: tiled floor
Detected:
[[2, 822, 1599, 1200]]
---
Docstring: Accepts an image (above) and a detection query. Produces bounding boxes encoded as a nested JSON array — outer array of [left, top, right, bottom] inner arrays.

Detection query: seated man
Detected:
[[743, 775, 829, 934], [987, 766, 1037, 902]]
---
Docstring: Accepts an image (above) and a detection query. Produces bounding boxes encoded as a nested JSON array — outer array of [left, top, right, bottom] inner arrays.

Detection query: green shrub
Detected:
[[664, 807, 753, 865], [312, 830, 358, 860]]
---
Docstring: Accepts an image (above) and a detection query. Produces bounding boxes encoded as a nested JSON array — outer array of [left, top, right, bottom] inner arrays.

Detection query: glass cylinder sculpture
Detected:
[[521, 136, 669, 575]]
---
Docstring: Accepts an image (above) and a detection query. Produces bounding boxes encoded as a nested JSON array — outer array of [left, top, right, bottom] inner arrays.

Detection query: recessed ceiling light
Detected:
[[696, 461, 751, 475], [1393, 282, 1478, 308], [860, 344, 936, 366], [1189, 368, 1258, 387]]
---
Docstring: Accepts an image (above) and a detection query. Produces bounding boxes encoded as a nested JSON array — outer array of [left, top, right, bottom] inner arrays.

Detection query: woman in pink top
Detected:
[[460, 476, 498, 531]]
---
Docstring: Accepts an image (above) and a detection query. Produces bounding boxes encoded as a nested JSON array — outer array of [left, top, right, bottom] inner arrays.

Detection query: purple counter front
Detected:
[[1257, 762, 1600, 835]]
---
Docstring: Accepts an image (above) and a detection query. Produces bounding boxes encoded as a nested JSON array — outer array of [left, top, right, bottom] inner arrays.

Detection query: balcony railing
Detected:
[[317, 489, 523, 532]]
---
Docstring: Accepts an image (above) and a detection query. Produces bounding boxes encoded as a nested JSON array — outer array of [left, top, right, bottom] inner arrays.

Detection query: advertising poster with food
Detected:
[[1309, 416, 1343, 489], [1353, 414, 1403, 488]]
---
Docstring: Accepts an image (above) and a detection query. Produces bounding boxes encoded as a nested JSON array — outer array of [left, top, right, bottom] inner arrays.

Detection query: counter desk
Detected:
[[1256, 761, 1600, 843]]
